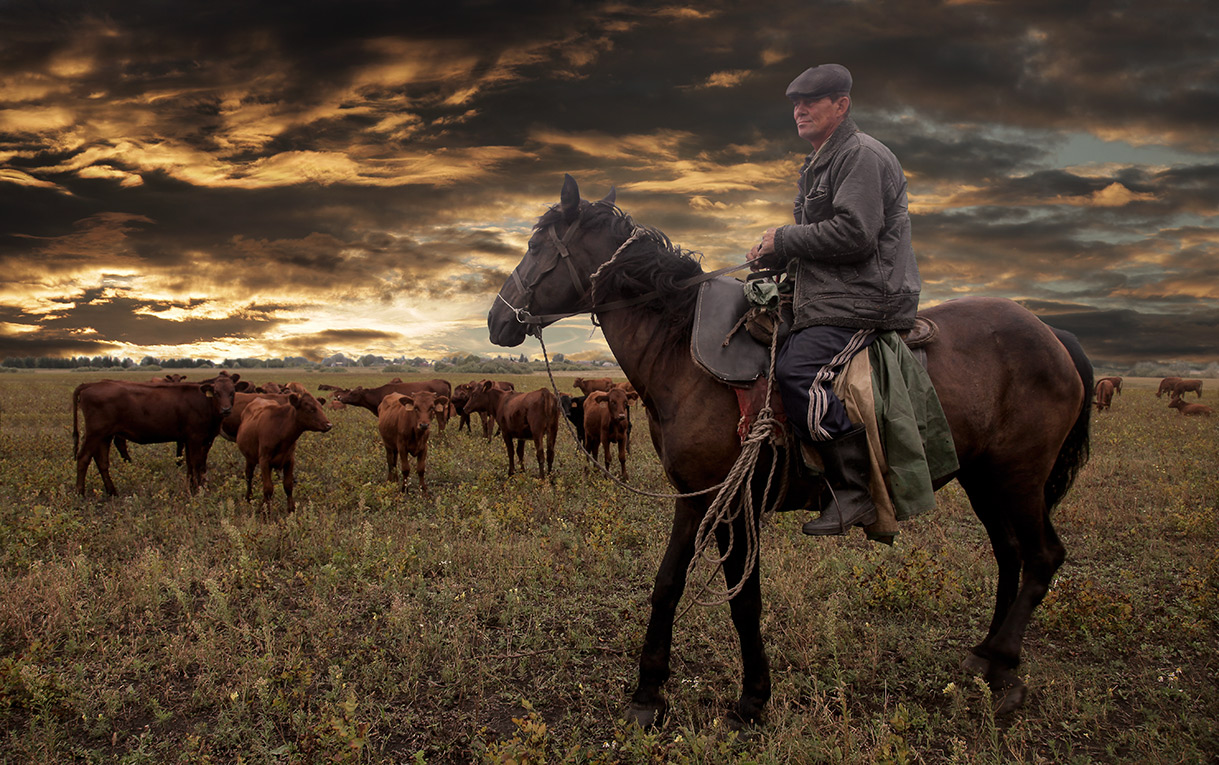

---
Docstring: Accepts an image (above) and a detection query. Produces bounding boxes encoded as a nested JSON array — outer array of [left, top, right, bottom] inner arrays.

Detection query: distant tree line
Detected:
[[1, 352, 619, 374]]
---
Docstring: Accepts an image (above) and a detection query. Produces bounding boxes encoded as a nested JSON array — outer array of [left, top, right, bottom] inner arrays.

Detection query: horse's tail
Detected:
[[72, 384, 83, 460], [1045, 327, 1093, 511]]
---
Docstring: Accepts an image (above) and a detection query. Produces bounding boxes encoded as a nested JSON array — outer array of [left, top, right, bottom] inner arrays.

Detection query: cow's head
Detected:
[[605, 386, 631, 424], [201, 371, 240, 416], [337, 386, 363, 405], [289, 393, 333, 433], [464, 380, 498, 414], [395, 391, 442, 433]]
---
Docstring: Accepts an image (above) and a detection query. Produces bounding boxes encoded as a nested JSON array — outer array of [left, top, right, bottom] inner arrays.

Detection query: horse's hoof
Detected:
[[960, 652, 991, 675], [625, 701, 665, 729], [992, 676, 1027, 714]]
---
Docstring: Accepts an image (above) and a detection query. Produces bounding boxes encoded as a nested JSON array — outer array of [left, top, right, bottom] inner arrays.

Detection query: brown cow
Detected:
[[1170, 379, 1203, 399], [1156, 377, 1183, 397], [377, 391, 448, 496], [1168, 397, 1213, 416], [219, 391, 327, 441], [257, 381, 284, 394], [236, 393, 332, 512], [574, 377, 614, 396], [150, 373, 186, 383], [337, 379, 453, 416], [583, 386, 637, 479], [1095, 376, 1122, 395], [73, 372, 241, 496], [1093, 379, 1115, 412], [465, 382, 558, 477]]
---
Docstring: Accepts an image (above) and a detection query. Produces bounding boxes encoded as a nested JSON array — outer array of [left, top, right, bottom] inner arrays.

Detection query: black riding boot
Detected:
[[801, 425, 877, 536]]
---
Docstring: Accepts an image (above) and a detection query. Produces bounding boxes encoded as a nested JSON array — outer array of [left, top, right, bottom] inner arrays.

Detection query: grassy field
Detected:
[[0, 371, 1216, 763]]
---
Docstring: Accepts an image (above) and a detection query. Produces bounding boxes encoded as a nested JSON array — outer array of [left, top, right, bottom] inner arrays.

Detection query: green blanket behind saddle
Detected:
[[869, 332, 959, 520]]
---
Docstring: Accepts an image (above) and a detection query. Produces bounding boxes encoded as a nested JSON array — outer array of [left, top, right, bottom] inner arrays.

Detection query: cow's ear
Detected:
[[230, 373, 240, 383], [201, 383, 214, 398], [560, 173, 580, 224], [436, 395, 449, 408], [289, 393, 301, 407], [480, 380, 492, 392], [600, 186, 616, 206], [627, 391, 638, 402]]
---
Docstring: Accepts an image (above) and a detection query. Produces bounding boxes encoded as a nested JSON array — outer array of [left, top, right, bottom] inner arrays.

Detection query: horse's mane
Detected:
[[535, 200, 704, 345]]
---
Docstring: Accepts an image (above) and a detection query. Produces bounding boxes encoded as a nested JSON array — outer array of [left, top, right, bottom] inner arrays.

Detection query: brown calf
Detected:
[[1168, 397, 1213, 416], [583, 386, 637, 479], [465, 383, 559, 477], [377, 391, 448, 496], [1094, 379, 1115, 412], [574, 377, 614, 395], [1095, 376, 1122, 395], [73, 372, 240, 496], [236, 393, 332, 512]]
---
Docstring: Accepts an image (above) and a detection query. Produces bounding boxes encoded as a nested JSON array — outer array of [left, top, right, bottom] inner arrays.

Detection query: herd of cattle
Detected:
[[1093, 375, 1211, 416], [70, 373, 638, 511]]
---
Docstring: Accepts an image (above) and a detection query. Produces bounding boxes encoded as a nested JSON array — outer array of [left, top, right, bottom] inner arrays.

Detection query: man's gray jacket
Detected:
[[772, 116, 920, 331]]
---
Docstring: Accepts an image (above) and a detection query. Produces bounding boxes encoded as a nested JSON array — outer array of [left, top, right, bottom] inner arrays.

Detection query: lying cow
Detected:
[[583, 386, 637, 480], [1168, 397, 1213, 416], [73, 372, 240, 496], [465, 382, 558, 478], [236, 393, 332, 512], [377, 391, 448, 496], [1094, 379, 1115, 412]]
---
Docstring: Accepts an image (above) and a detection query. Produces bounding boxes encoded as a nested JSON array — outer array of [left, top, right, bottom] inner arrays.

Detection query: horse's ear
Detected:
[[600, 186, 616, 206], [560, 174, 580, 224]]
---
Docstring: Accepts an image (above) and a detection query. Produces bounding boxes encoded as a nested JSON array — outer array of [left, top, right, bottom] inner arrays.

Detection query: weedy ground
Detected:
[[0, 372, 1215, 763]]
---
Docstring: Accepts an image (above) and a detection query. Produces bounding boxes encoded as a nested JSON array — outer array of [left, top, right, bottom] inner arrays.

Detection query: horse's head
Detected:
[[488, 174, 619, 347]]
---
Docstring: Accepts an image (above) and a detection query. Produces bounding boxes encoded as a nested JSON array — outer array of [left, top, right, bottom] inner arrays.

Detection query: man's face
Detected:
[[792, 95, 847, 149]]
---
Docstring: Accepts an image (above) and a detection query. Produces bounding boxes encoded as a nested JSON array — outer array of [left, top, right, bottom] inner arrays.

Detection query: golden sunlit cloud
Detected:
[[1064, 182, 1156, 208], [529, 127, 692, 161], [0, 106, 75, 132], [699, 70, 752, 89], [0, 168, 64, 192]]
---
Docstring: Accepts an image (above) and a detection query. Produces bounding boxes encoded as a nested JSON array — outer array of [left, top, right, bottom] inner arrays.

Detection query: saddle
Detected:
[[691, 276, 937, 386]]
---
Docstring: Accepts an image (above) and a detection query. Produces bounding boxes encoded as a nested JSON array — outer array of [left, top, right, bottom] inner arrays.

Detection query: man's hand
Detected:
[[748, 228, 779, 271]]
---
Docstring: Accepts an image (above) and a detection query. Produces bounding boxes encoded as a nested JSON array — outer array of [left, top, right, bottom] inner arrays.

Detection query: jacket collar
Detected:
[[802, 115, 859, 173]]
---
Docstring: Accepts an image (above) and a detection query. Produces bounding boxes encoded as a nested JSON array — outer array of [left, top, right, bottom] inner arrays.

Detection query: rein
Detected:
[[496, 225, 757, 330]]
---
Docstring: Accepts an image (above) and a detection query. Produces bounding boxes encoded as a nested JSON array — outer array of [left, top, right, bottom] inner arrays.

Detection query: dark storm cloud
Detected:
[[1039, 306, 1219, 364], [1, 0, 1217, 362], [32, 293, 281, 347]]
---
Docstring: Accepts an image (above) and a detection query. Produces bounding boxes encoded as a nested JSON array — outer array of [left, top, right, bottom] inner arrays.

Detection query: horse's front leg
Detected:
[[627, 497, 703, 728], [716, 509, 770, 726]]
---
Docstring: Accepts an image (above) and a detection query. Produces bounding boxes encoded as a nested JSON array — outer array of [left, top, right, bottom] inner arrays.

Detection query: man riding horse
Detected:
[[748, 63, 921, 536]]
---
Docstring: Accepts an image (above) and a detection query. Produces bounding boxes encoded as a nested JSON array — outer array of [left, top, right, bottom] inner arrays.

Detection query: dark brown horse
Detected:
[[488, 175, 1092, 726]]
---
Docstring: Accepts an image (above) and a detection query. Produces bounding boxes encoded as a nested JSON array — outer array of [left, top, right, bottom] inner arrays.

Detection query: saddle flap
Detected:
[[691, 277, 772, 387]]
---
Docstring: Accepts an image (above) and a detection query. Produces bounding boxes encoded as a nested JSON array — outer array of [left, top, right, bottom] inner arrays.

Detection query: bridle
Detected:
[[497, 213, 757, 332]]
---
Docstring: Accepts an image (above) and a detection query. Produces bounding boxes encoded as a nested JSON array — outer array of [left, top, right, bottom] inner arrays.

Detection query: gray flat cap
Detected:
[[786, 64, 852, 99]]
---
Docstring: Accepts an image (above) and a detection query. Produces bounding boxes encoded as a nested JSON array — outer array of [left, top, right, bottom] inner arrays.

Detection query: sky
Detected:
[[2, 0, 1217, 366]]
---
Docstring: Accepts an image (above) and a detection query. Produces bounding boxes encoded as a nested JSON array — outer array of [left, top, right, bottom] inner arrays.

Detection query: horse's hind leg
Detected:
[[961, 478, 1065, 713], [627, 498, 702, 728]]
